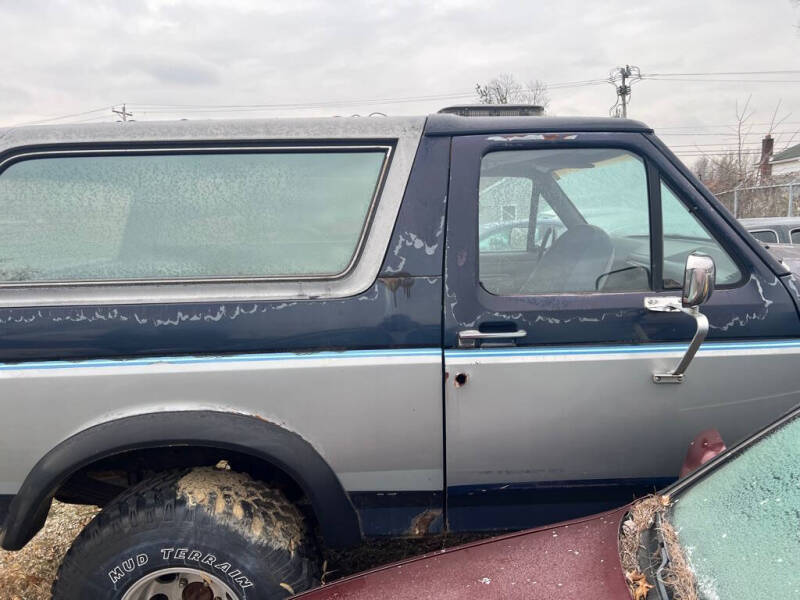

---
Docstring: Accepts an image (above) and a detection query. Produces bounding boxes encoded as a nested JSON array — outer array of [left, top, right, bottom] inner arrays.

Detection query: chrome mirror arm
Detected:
[[644, 297, 710, 384]]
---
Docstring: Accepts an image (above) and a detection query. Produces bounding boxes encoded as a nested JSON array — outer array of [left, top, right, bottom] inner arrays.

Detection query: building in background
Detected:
[[770, 142, 800, 176]]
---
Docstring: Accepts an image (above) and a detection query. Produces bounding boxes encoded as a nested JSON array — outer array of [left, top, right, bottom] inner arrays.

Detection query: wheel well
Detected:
[[1, 411, 361, 551], [56, 445, 313, 523]]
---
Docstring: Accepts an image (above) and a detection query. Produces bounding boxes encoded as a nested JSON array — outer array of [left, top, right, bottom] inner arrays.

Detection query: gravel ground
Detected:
[[0, 501, 487, 599]]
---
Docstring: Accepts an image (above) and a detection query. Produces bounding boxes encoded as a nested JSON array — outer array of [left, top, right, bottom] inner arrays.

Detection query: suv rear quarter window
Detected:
[[0, 149, 388, 283]]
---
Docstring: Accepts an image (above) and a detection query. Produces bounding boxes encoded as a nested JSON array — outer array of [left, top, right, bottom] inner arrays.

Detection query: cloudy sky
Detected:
[[1, 0, 799, 163]]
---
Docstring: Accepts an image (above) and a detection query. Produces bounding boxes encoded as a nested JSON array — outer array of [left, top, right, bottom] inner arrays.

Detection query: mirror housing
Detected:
[[682, 253, 715, 308], [644, 253, 716, 383]]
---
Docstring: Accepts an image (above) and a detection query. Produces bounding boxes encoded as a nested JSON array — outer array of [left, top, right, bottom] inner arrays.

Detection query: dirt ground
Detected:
[[0, 501, 486, 600]]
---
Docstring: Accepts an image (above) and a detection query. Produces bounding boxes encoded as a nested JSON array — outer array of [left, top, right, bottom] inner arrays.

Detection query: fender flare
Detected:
[[0, 410, 361, 550]]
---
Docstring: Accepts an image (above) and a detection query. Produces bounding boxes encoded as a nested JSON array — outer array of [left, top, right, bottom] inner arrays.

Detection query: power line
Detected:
[[644, 70, 800, 77], [654, 121, 800, 130], [9, 106, 113, 127], [7, 66, 800, 127], [133, 92, 475, 110], [667, 142, 767, 148], [656, 130, 800, 137], [133, 80, 610, 113], [671, 151, 765, 157], [71, 114, 118, 124], [645, 77, 800, 84]]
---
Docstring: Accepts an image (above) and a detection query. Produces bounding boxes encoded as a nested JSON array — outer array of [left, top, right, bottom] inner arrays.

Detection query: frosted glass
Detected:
[[0, 151, 386, 282], [671, 416, 800, 600]]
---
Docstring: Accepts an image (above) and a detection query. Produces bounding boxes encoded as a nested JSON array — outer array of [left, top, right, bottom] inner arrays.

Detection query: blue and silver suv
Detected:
[[1, 111, 800, 598]]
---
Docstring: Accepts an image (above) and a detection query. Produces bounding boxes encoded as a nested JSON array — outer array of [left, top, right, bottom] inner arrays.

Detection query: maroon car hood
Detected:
[[297, 507, 631, 600]]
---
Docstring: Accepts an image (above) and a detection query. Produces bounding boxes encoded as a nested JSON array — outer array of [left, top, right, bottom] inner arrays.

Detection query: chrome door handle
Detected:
[[458, 329, 527, 348]]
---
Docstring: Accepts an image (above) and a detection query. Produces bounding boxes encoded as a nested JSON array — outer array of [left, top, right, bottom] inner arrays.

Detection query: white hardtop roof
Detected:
[[0, 116, 426, 151]]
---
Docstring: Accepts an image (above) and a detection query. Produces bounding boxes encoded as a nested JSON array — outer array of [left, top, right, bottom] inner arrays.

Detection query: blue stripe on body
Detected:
[[0, 347, 441, 371], [446, 338, 800, 359], [2, 338, 800, 371]]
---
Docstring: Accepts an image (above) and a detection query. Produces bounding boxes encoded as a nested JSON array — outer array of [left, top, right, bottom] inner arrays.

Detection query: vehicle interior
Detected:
[[478, 148, 741, 296]]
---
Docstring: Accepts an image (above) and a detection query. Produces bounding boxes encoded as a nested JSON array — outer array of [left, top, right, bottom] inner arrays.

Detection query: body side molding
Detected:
[[0, 410, 361, 550]]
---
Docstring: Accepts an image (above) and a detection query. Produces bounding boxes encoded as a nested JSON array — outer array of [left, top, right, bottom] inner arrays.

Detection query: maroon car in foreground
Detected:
[[298, 407, 800, 600]]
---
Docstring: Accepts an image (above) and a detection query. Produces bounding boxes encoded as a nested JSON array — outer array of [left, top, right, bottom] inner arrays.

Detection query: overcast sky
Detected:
[[1, 0, 799, 163]]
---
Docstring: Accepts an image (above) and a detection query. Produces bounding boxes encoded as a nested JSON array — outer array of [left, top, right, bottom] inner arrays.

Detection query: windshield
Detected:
[[668, 414, 800, 599], [553, 153, 649, 237]]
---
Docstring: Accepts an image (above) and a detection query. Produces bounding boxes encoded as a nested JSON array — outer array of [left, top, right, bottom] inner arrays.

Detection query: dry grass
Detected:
[[658, 518, 698, 600], [619, 494, 668, 576], [0, 501, 99, 600], [618, 494, 698, 600]]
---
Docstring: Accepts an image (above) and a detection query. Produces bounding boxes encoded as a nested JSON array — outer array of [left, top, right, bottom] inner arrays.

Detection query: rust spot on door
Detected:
[[407, 509, 442, 536]]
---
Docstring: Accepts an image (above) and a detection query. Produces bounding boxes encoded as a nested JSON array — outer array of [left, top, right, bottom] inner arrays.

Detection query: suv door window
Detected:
[[661, 181, 742, 287], [478, 148, 650, 295]]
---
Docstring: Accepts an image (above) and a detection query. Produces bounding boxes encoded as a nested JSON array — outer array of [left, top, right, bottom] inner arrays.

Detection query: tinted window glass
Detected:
[[791, 229, 800, 244], [749, 229, 779, 244], [0, 151, 386, 282], [661, 182, 741, 287], [479, 149, 651, 295]]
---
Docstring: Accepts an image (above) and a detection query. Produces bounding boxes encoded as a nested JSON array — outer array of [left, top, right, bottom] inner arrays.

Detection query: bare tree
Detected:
[[525, 79, 551, 110], [475, 73, 551, 111], [733, 96, 755, 186], [692, 155, 712, 183], [691, 96, 757, 194], [692, 97, 800, 217]]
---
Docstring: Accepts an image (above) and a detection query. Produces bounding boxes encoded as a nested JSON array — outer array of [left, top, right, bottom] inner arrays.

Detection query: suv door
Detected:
[[444, 132, 800, 532]]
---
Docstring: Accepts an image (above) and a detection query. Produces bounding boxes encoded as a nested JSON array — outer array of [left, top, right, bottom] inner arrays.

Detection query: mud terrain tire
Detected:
[[51, 467, 319, 599]]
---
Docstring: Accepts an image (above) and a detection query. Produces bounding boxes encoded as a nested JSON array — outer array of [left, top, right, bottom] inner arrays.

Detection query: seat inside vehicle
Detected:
[[519, 224, 615, 294]]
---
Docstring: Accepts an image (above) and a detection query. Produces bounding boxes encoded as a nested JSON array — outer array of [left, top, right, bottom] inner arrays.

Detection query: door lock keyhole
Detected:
[[454, 373, 468, 387]]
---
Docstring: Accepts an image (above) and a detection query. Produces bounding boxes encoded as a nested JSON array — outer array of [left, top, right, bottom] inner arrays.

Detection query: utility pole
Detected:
[[608, 65, 641, 118], [112, 104, 133, 122]]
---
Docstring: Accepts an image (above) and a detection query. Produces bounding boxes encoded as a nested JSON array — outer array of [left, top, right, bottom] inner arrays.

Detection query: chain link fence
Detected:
[[716, 182, 800, 219]]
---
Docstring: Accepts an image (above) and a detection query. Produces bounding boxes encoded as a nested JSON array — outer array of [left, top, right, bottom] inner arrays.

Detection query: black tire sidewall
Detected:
[[55, 515, 296, 599]]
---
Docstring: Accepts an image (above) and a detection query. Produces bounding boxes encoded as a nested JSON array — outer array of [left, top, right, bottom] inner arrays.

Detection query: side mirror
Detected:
[[644, 253, 716, 384], [682, 253, 715, 308]]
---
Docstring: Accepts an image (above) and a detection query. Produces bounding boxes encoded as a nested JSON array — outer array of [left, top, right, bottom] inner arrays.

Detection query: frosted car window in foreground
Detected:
[[0, 150, 387, 282], [670, 415, 800, 600]]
